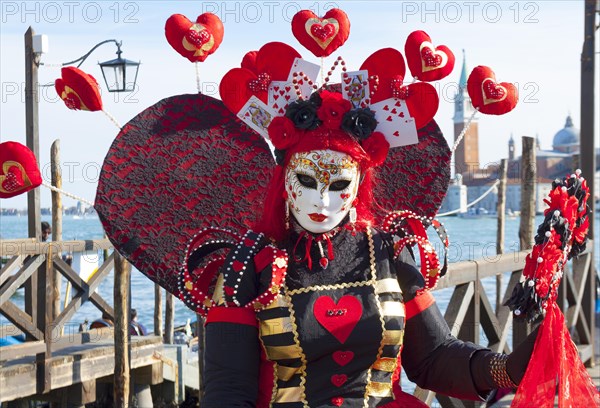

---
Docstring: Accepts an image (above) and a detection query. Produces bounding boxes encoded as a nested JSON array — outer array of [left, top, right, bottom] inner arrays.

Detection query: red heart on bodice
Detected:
[[360, 48, 439, 129], [55, 66, 102, 112], [291, 9, 350, 57], [405, 31, 455, 82], [313, 295, 362, 344], [331, 374, 348, 387], [467, 66, 518, 115], [332, 350, 354, 366], [0, 141, 42, 199], [165, 13, 224, 62], [219, 42, 301, 114]]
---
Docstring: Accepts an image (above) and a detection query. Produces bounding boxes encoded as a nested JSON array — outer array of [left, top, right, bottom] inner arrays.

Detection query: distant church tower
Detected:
[[453, 50, 479, 176], [508, 133, 515, 161]]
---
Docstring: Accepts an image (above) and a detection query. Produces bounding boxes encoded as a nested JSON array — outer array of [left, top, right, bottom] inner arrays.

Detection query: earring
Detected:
[[285, 203, 290, 230], [349, 207, 357, 224]]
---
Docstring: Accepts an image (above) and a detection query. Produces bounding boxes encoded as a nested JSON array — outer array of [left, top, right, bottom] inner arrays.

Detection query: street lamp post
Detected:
[[22, 26, 140, 345]]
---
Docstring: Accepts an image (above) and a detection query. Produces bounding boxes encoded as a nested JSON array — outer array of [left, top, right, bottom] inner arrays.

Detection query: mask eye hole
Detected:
[[329, 180, 351, 192], [296, 173, 318, 189]]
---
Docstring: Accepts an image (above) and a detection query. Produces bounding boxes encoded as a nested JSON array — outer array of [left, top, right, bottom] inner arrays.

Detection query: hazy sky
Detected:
[[1, 1, 598, 209]]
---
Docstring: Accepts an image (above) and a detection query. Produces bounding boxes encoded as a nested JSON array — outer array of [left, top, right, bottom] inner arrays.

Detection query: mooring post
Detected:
[[51, 140, 62, 322], [496, 159, 507, 313], [515, 136, 536, 347], [154, 284, 163, 337], [114, 252, 131, 407], [165, 293, 174, 344], [24, 26, 40, 340]]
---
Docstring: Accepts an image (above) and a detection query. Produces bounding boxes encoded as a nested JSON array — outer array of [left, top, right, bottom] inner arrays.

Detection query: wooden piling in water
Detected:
[[515, 136, 536, 346], [155, 284, 163, 337], [518, 137, 536, 251], [51, 140, 62, 321], [495, 159, 507, 313], [165, 293, 174, 344], [114, 252, 131, 407]]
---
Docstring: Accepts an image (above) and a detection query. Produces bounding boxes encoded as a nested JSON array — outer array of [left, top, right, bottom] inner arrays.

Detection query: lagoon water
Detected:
[[1, 213, 598, 339]]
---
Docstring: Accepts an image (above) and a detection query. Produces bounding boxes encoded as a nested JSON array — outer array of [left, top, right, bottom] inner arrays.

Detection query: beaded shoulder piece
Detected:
[[382, 210, 448, 292], [178, 227, 288, 316]]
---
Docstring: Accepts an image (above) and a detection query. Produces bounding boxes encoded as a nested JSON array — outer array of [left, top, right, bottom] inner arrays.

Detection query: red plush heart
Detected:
[[165, 13, 224, 63], [219, 42, 301, 114], [241, 51, 258, 72], [405, 31, 455, 82], [332, 350, 354, 366], [55, 67, 102, 112], [467, 66, 518, 115], [313, 295, 362, 344], [291, 9, 350, 57], [0, 141, 42, 199], [360, 48, 439, 129]]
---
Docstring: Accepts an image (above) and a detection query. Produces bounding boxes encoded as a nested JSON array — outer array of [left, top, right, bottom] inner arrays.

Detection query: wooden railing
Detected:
[[1, 238, 115, 395], [417, 241, 597, 408]]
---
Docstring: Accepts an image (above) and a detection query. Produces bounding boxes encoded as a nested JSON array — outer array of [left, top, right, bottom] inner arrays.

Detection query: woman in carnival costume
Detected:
[[94, 9, 598, 408]]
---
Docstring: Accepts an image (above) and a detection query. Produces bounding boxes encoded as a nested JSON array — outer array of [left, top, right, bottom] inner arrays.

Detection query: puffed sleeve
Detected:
[[394, 246, 490, 400], [180, 229, 287, 407]]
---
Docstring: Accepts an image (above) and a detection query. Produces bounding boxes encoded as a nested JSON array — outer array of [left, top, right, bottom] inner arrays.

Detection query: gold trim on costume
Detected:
[[362, 227, 391, 405], [285, 278, 376, 296], [260, 317, 292, 337], [380, 301, 404, 317], [372, 357, 397, 372], [265, 294, 289, 309], [276, 365, 300, 381], [264, 344, 303, 360], [366, 381, 393, 398], [281, 283, 308, 406], [382, 330, 404, 346], [374, 278, 401, 294], [274, 386, 303, 403]]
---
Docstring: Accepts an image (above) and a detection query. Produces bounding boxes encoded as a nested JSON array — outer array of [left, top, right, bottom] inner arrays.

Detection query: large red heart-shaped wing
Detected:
[[405, 31, 455, 82], [165, 13, 224, 63], [291, 8, 350, 57], [95, 93, 275, 295], [467, 66, 518, 115], [219, 42, 301, 114], [0, 141, 42, 199], [374, 120, 451, 220], [55, 66, 102, 112]]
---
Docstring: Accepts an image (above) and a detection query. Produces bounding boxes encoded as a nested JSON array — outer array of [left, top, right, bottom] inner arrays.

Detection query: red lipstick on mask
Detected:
[[308, 213, 327, 222]]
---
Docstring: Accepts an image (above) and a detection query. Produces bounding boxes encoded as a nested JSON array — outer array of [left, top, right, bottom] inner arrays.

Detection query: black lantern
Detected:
[[99, 42, 140, 93]]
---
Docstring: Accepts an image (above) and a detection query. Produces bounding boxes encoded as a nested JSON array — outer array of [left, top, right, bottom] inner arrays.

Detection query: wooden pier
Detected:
[[0, 238, 200, 407]]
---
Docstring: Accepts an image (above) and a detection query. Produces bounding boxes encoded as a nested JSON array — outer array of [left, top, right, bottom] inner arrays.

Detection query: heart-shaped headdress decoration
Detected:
[[467, 65, 518, 115], [165, 13, 224, 62], [219, 42, 301, 114], [291, 9, 350, 57], [55, 67, 103, 112], [360, 48, 439, 130], [405, 30, 455, 82], [0, 141, 42, 199]]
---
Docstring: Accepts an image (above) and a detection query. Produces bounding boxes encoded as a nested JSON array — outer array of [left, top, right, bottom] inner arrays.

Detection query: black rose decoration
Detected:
[[341, 108, 378, 140], [285, 99, 321, 130]]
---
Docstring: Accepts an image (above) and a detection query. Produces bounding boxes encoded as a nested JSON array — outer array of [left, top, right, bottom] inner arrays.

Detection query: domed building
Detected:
[[507, 114, 579, 182], [552, 115, 580, 154]]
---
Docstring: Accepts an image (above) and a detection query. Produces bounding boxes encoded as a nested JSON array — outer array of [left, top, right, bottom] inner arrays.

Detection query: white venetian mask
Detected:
[[284, 149, 360, 234]]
